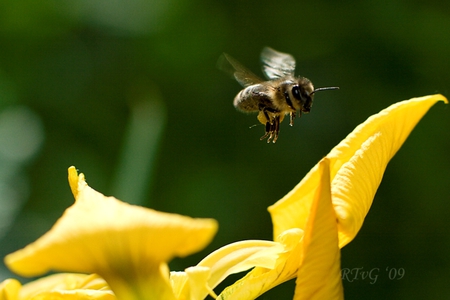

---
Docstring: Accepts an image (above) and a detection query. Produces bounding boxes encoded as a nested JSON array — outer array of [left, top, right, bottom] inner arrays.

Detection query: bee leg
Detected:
[[260, 122, 271, 141], [259, 109, 274, 142], [267, 125, 274, 143], [258, 107, 281, 143], [272, 115, 280, 143], [260, 121, 276, 142], [289, 112, 295, 126], [263, 110, 271, 123], [261, 116, 281, 143]]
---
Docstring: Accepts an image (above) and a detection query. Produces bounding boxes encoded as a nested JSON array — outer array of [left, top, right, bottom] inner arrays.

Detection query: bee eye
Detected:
[[292, 86, 301, 100]]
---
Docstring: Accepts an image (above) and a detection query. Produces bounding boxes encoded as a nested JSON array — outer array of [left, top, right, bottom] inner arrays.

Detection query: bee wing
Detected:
[[260, 47, 296, 79], [217, 53, 264, 87]]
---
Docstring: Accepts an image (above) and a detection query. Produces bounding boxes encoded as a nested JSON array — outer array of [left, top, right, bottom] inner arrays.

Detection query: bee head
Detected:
[[291, 78, 315, 113], [291, 79, 339, 113], [284, 79, 339, 114]]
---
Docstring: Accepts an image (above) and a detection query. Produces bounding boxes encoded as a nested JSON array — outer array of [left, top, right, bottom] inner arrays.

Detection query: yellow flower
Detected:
[[2, 94, 446, 300], [200, 94, 447, 300], [4, 167, 218, 300], [0, 273, 114, 300]]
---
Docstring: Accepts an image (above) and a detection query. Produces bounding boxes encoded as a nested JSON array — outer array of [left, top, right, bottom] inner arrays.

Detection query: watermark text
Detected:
[[341, 267, 405, 284]]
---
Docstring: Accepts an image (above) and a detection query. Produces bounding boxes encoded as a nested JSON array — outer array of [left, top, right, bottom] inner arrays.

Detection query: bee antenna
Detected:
[[311, 86, 339, 95]]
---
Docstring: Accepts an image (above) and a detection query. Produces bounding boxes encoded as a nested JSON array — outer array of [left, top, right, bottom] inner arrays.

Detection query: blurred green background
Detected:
[[0, 0, 449, 299]]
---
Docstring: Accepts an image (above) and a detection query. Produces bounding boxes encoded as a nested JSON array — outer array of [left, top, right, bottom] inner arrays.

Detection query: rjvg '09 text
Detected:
[[341, 267, 405, 284]]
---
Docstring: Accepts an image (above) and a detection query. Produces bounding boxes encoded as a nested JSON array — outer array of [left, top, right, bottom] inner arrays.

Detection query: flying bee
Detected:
[[218, 47, 339, 143]]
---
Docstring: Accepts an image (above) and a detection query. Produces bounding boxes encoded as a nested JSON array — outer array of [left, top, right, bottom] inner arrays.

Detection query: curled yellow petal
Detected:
[[5, 167, 218, 300], [216, 230, 303, 300], [270, 94, 447, 247], [196, 240, 283, 286], [331, 94, 447, 247], [171, 240, 283, 300]]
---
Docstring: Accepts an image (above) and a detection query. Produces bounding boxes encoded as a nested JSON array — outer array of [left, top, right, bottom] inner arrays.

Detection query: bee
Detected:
[[218, 47, 339, 143]]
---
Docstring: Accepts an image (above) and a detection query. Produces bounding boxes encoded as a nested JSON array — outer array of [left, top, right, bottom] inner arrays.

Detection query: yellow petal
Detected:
[[68, 166, 80, 199], [185, 266, 216, 300], [270, 94, 447, 247], [20, 273, 114, 300], [171, 240, 283, 300], [218, 159, 341, 300], [5, 167, 218, 300], [0, 279, 21, 300], [268, 161, 323, 243], [196, 240, 283, 288], [294, 159, 343, 300], [0, 274, 114, 300], [331, 94, 447, 247], [170, 271, 190, 300], [216, 230, 303, 300]]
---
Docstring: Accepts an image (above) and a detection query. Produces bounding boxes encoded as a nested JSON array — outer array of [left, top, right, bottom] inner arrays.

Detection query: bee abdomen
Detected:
[[234, 84, 270, 112]]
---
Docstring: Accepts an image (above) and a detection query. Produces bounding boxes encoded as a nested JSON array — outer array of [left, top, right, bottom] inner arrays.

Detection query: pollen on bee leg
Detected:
[[257, 111, 269, 125]]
